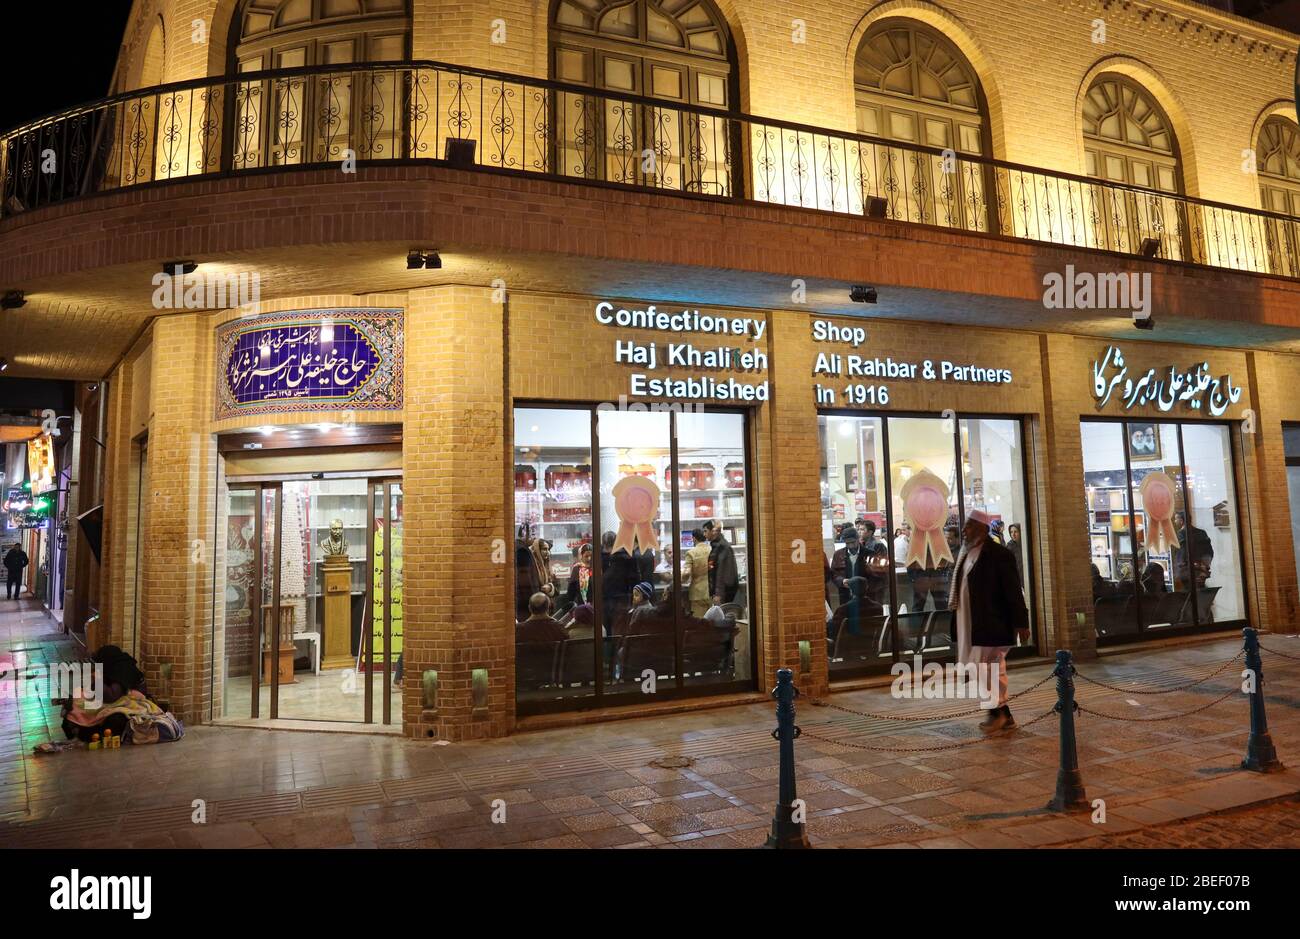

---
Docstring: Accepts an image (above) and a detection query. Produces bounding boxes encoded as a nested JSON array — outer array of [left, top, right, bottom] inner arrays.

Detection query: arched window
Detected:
[[233, 0, 410, 73], [1258, 115, 1300, 217], [853, 22, 988, 156], [851, 21, 991, 230], [551, 0, 735, 108], [1082, 76, 1181, 194], [548, 0, 738, 194], [138, 18, 166, 89], [229, 0, 412, 169]]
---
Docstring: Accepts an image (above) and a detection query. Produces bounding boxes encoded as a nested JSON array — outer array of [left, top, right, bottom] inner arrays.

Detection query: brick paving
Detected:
[[2, 599, 1298, 849]]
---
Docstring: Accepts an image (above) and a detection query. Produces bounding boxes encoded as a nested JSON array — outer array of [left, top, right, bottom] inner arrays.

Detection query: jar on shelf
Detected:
[[724, 463, 745, 488], [514, 465, 537, 491]]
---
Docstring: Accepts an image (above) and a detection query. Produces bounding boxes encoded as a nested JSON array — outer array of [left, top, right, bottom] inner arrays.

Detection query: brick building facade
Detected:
[[3, 0, 1300, 740]]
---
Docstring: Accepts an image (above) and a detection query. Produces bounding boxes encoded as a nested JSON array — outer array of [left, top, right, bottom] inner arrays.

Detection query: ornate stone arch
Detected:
[[1073, 56, 1197, 197], [548, 0, 739, 109], [1250, 101, 1300, 215], [844, 1, 1005, 159]]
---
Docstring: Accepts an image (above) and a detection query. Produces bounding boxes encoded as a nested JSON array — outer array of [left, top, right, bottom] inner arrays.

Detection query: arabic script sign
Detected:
[[216, 309, 403, 419], [1091, 345, 1241, 417]]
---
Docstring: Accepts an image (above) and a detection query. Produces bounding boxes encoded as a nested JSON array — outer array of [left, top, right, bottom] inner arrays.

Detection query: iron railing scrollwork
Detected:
[[4, 58, 1300, 280]]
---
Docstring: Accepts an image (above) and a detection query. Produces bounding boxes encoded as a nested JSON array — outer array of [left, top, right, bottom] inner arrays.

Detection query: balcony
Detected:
[[3, 59, 1299, 281]]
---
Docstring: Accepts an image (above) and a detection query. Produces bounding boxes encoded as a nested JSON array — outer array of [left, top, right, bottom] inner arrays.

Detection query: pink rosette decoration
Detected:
[[901, 469, 954, 568], [1139, 472, 1181, 553], [611, 475, 660, 554]]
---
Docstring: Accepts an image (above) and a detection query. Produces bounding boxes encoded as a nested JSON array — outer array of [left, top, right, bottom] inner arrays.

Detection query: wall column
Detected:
[[403, 286, 510, 740]]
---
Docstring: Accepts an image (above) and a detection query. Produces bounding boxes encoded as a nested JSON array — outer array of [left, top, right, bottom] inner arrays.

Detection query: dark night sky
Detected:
[[0, 4, 135, 130]]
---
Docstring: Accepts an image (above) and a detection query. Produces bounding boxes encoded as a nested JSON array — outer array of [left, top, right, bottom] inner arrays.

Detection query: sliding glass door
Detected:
[[218, 475, 402, 723]]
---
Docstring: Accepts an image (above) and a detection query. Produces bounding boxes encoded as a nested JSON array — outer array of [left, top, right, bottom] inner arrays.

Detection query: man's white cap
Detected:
[[966, 508, 995, 528]]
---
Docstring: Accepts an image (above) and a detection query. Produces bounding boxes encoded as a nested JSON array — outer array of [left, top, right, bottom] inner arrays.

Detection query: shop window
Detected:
[[513, 404, 754, 713], [1083, 419, 1246, 645], [820, 413, 1034, 677], [1287, 426, 1300, 592]]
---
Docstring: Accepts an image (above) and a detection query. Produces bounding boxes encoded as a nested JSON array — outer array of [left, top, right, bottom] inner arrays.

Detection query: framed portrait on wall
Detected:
[[844, 465, 861, 491], [864, 460, 876, 490], [1126, 422, 1161, 461]]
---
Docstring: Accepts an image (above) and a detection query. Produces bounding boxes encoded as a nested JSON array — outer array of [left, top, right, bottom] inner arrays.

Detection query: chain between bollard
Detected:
[[1077, 686, 1239, 722], [814, 672, 1056, 723], [1072, 650, 1243, 695], [800, 706, 1055, 753]]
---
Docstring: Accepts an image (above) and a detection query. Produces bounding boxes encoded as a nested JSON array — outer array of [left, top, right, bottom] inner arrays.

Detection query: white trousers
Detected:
[[974, 645, 1010, 707]]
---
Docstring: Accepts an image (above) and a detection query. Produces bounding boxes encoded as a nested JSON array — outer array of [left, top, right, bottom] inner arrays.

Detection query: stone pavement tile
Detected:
[[895, 773, 956, 793], [497, 816, 574, 844], [605, 785, 660, 804], [650, 814, 708, 836], [943, 764, 1004, 783], [178, 821, 272, 849], [939, 790, 1004, 812], [916, 836, 969, 849], [955, 829, 1030, 849], [802, 788, 868, 811], [627, 766, 687, 783], [1107, 802, 1181, 825], [518, 834, 588, 849], [253, 809, 355, 848], [1000, 816, 1099, 846], [827, 767, 886, 788], [675, 833, 736, 848], [688, 758, 737, 775], [388, 836, 442, 849], [415, 796, 474, 817], [577, 825, 646, 848], [694, 806, 762, 828], [542, 794, 600, 814], [696, 771, 761, 790], [1139, 796, 1214, 821], [1180, 775, 1299, 811], [561, 810, 622, 833], [628, 802, 684, 822], [649, 779, 710, 797], [727, 826, 769, 847]]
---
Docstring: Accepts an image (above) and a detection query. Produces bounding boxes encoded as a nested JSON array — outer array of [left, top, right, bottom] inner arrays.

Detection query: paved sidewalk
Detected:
[[1, 598, 1297, 849]]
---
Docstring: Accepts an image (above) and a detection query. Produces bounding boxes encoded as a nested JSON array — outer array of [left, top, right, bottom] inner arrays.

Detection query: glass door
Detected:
[[219, 476, 401, 724]]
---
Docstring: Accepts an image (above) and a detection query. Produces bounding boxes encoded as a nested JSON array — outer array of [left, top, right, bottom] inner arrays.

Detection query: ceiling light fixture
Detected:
[[0, 358, 8, 372], [162, 260, 198, 275], [849, 285, 878, 304], [1, 290, 26, 310], [407, 251, 424, 270]]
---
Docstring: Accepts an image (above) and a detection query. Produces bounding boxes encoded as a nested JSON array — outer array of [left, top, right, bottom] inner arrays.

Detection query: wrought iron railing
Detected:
[[3, 59, 1300, 279]]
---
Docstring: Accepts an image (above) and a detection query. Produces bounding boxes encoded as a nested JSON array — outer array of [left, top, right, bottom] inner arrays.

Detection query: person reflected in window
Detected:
[[601, 530, 638, 634], [1091, 563, 1114, 601], [831, 526, 870, 605], [864, 541, 891, 605], [827, 576, 885, 643], [517, 592, 568, 642], [685, 529, 712, 617], [1006, 523, 1024, 585], [1141, 560, 1168, 595], [566, 603, 598, 639], [565, 542, 594, 607], [702, 520, 739, 605], [1171, 511, 1213, 591]]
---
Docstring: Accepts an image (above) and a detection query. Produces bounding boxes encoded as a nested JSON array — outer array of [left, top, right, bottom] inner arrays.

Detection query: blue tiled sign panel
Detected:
[[215, 308, 404, 419]]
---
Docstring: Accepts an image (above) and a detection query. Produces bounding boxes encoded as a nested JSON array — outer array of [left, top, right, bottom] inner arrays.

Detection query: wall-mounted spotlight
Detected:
[[865, 197, 888, 219], [0, 357, 8, 372], [1, 290, 26, 310], [849, 285, 878, 304], [1138, 237, 1161, 259], [1133, 311, 1155, 331], [161, 260, 198, 275], [406, 251, 442, 269]]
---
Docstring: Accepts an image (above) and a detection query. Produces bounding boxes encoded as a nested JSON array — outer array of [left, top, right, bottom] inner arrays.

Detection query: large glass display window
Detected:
[[1083, 418, 1247, 644], [819, 411, 1036, 677], [513, 404, 755, 714]]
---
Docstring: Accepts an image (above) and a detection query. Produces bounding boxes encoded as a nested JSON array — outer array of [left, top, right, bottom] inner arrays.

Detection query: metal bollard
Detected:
[[1047, 650, 1089, 812], [764, 668, 811, 849], [1241, 627, 1284, 773]]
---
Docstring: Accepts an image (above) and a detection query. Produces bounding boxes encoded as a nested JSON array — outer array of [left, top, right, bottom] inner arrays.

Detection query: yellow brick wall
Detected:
[[114, 0, 1299, 212]]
